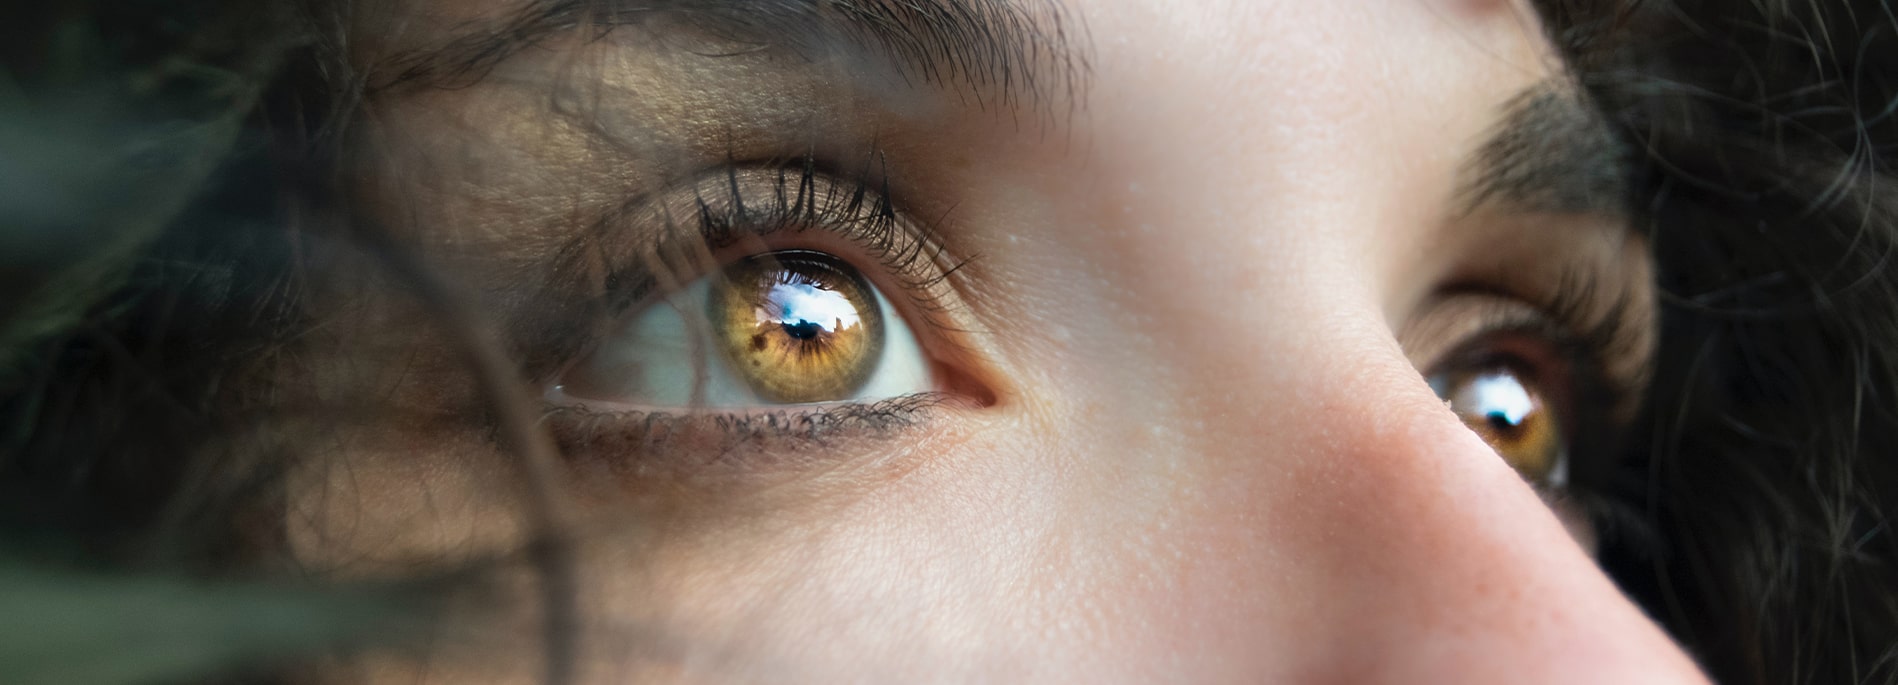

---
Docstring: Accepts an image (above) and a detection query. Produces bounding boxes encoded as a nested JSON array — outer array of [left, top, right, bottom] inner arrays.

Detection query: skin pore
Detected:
[[289, 0, 1709, 681]]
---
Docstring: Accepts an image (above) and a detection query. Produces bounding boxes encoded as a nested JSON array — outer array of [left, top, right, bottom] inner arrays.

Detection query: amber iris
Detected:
[[709, 251, 885, 403], [1437, 367, 1563, 484]]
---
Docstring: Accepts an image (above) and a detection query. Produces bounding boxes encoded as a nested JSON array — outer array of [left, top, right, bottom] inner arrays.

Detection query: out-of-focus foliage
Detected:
[[0, 558, 394, 685], [0, 4, 392, 684], [0, 7, 284, 379]]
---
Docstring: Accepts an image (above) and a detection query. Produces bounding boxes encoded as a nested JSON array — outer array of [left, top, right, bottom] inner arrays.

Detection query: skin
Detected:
[[291, 0, 1712, 681]]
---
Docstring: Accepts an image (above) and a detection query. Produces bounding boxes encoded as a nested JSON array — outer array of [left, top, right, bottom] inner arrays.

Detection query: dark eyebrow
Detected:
[[1460, 82, 1630, 218], [371, 0, 1088, 115]]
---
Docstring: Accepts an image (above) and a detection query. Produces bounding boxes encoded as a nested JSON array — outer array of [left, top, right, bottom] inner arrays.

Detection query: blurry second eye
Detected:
[[1430, 366, 1567, 487], [560, 250, 932, 407]]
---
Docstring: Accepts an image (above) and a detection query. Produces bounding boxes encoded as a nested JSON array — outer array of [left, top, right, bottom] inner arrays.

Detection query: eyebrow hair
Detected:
[[1461, 82, 1631, 218], [372, 0, 1089, 115]]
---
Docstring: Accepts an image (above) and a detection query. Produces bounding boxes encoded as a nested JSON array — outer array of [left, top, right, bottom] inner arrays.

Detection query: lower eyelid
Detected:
[[541, 393, 959, 485]]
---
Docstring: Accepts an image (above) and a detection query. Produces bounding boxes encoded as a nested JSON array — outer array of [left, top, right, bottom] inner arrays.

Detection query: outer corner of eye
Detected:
[[554, 249, 971, 410]]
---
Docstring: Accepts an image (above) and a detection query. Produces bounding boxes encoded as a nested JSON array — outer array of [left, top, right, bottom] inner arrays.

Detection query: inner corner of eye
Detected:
[[555, 248, 962, 410]]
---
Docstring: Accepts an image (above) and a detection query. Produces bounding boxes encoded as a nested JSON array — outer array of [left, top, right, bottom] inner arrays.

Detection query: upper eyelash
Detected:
[[519, 150, 977, 383], [1535, 265, 1652, 393], [613, 153, 971, 332], [1440, 263, 1649, 412]]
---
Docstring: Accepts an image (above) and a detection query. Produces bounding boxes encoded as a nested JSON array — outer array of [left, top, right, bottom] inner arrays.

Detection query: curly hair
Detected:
[[1535, 1, 1898, 682]]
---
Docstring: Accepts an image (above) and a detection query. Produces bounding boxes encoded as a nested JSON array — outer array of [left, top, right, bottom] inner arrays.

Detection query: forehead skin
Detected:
[[303, 0, 1692, 683]]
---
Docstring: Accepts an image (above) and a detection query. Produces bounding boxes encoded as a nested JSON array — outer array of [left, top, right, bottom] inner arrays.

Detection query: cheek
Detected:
[[279, 310, 1643, 683]]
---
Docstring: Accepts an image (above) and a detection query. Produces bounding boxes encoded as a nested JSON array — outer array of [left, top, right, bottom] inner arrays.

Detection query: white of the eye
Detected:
[[846, 288, 929, 402], [562, 276, 930, 407]]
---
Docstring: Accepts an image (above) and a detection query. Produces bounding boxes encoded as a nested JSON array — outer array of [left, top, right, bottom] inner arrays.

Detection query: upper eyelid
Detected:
[[1416, 285, 1644, 425], [1426, 200, 1656, 392], [610, 164, 967, 318], [518, 160, 973, 381], [1413, 296, 1555, 371], [1447, 266, 1652, 391]]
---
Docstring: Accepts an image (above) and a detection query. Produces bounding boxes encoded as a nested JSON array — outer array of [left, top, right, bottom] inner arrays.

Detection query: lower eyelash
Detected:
[[543, 393, 954, 474]]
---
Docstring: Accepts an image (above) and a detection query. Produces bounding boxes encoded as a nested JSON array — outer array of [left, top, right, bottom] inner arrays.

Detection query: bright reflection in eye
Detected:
[[559, 250, 932, 407], [1462, 373, 1535, 428], [766, 281, 862, 336], [1431, 365, 1568, 488]]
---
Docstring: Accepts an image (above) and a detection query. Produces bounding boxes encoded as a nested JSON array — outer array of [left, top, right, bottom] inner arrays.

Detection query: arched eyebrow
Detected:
[[1460, 82, 1630, 219], [371, 0, 1089, 117]]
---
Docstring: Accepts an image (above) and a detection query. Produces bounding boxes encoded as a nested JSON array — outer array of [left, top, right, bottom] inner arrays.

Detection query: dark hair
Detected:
[[3, 1, 1896, 683], [1535, 2, 1898, 682]]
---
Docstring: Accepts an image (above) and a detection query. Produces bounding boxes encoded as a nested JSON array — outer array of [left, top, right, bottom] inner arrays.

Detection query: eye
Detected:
[[556, 249, 933, 407], [1429, 361, 1569, 488]]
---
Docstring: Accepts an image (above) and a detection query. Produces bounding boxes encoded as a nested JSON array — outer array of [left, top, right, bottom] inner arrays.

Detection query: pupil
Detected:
[[782, 319, 825, 340]]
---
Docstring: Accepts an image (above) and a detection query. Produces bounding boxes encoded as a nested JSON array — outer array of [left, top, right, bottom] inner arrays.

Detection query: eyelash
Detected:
[[598, 156, 970, 335], [544, 394, 955, 476], [1430, 272, 1646, 515], [1440, 264, 1647, 417], [541, 153, 973, 456]]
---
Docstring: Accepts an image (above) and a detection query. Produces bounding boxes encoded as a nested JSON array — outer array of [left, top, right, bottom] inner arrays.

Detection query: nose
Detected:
[[1152, 323, 1710, 683]]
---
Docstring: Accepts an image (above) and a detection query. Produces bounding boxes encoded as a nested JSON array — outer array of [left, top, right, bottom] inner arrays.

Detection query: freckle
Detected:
[[751, 334, 767, 351]]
